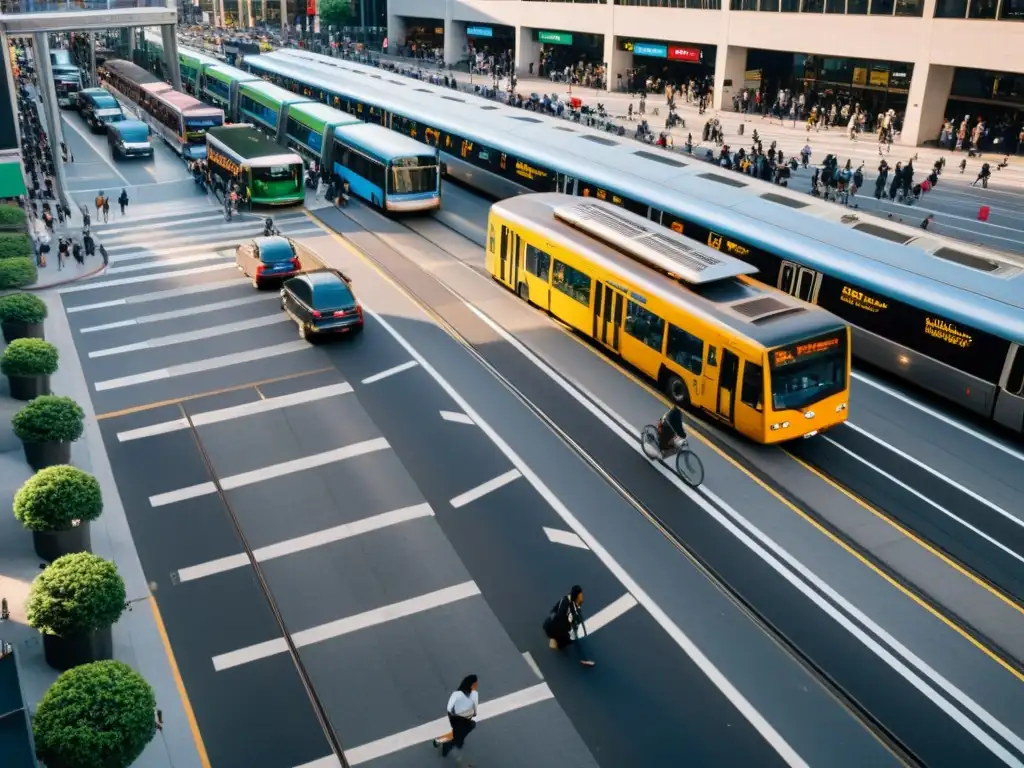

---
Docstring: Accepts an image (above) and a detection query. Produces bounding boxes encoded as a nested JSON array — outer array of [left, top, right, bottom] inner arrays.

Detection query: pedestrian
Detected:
[[920, 214, 934, 230], [57, 237, 67, 270], [83, 230, 94, 257], [432, 674, 479, 758], [102, 195, 110, 223], [72, 239, 83, 266], [55, 203, 64, 225], [99, 244, 108, 266], [95, 191, 105, 217], [118, 188, 128, 215], [82, 206, 90, 230], [543, 585, 595, 667]]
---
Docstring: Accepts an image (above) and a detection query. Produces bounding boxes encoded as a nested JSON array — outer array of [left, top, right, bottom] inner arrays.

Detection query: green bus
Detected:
[[179, 49, 220, 95], [200, 63, 258, 119], [206, 124, 305, 206], [284, 102, 361, 168], [237, 80, 312, 143]]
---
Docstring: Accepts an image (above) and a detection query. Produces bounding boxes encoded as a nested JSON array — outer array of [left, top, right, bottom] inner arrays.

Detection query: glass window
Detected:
[[968, 0, 997, 16], [525, 244, 551, 281], [1001, 0, 1024, 18], [390, 165, 437, 194], [803, 0, 824, 11], [312, 280, 355, 309], [624, 301, 665, 352], [847, 0, 868, 12], [825, 0, 845, 10], [741, 363, 764, 409], [666, 325, 704, 375], [552, 260, 592, 305], [761, 0, 780, 10], [870, 0, 894, 12], [934, 0, 967, 12], [895, 0, 923, 13], [1006, 349, 1024, 395], [780, 0, 800, 11]]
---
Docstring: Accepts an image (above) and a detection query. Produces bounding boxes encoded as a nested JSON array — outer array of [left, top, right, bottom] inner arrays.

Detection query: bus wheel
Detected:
[[517, 282, 530, 303], [664, 373, 691, 410]]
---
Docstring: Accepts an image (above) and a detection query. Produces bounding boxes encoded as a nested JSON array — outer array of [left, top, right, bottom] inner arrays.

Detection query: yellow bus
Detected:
[[486, 194, 851, 444]]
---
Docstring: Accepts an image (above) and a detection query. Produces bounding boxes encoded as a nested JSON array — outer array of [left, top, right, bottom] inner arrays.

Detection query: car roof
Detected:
[[253, 235, 292, 253], [301, 269, 348, 287]]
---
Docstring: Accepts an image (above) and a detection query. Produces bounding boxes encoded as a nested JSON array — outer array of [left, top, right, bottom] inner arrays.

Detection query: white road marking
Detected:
[[360, 360, 418, 384], [94, 339, 309, 391], [343, 683, 553, 765], [461, 300, 1024, 764], [582, 593, 638, 637], [150, 438, 389, 508], [543, 527, 589, 550], [107, 251, 227, 273], [292, 757, 342, 768], [522, 651, 544, 680], [59, 263, 235, 294], [851, 371, 1024, 464], [176, 503, 433, 582], [66, 277, 245, 312], [60, 113, 129, 185], [109, 227, 323, 261], [117, 383, 353, 442], [450, 469, 522, 508], [88, 314, 288, 358], [440, 410, 474, 425], [212, 581, 480, 671], [80, 294, 278, 333]]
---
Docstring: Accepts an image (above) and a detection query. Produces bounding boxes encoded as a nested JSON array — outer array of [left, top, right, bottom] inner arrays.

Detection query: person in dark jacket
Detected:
[[888, 162, 902, 200], [544, 585, 595, 667]]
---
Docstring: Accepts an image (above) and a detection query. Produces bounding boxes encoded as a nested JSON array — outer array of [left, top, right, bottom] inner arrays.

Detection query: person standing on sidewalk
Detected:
[[432, 675, 479, 759], [118, 189, 129, 216]]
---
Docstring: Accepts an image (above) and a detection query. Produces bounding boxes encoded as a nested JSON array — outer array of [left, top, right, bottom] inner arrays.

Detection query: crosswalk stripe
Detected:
[[59, 263, 236, 294]]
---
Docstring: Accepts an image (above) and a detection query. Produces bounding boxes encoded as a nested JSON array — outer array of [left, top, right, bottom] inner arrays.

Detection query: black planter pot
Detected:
[[22, 440, 71, 471], [42, 625, 113, 671], [1, 320, 44, 343], [7, 373, 50, 401], [32, 523, 91, 561]]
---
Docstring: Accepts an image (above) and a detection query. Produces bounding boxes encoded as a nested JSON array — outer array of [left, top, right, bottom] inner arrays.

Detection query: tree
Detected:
[[319, 0, 354, 28]]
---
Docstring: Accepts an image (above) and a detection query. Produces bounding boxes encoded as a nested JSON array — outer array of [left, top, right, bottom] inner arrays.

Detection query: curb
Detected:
[[23, 260, 107, 291]]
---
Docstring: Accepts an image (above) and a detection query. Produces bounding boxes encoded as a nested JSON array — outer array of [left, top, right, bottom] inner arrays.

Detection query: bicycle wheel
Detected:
[[675, 449, 705, 488], [640, 425, 662, 460]]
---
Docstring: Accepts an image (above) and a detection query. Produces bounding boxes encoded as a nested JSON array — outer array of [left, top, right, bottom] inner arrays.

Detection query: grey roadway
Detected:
[[52, 200, 901, 767]]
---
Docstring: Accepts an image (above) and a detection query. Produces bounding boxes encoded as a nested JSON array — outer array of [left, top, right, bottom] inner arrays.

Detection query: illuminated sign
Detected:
[[841, 285, 888, 313], [466, 26, 493, 37], [538, 31, 573, 45], [621, 40, 701, 63], [668, 46, 701, 63], [634, 43, 667, 58], [772, 336, 841, 368], [208, 147, 240, 177], [724, 240, 748, 257], [925, 317, 973, 348], [515, 159, 549, 183]]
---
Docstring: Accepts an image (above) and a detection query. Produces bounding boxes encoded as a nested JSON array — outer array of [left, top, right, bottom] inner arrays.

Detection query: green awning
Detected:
[[0, 161, 27, 200]]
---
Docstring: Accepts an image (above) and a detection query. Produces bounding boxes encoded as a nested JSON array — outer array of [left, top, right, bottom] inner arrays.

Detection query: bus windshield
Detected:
[[768, 332, 847, 412], [251, 163, 302, 197], [184, 116, 223, 143], [390, 157, 437, 195]]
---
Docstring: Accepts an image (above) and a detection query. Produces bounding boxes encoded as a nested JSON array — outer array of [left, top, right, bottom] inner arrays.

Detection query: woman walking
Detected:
[[543, 585, 595, 667], [432, 674, 479, 759]]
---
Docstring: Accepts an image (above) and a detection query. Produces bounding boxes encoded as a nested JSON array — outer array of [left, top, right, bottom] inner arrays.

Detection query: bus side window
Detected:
[[624, 300, 665, 352], [525, 244, 551, 281], [666, 324, 703, 375], [740, 362, 764, 411]]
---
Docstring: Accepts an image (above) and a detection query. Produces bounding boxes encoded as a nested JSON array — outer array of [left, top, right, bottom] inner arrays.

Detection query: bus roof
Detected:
[[238, 79, 311, 110], [333, 121, 435, 160], [101, 59, 166, 87], [497, 194, 843, 349], [205, 63, 258, 85], [288, 101, 361, 133], [259, 48, 1024, 343], [179, 47, 221, 68], [207, 124, 302, 164]]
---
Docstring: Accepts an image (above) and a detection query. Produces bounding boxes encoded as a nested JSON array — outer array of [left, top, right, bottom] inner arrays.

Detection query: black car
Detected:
[[237, 235, 301, 288], [280, 269, 363, 340]]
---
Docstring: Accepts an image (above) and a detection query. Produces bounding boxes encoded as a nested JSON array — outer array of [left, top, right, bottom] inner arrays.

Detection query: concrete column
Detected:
[[129, 27, 137, 55], [88, 32, 96, 88], [900, 61, 953, 147], [280, 0, 286, 37], [0, 31, 21, 158], [247, 0, 254, 28], [387, 14, 406, 51], [603, 35, 631, 93], [443, 19, 466, 66], [713, 44, 747, 112], [515, 26, 540, 78], [161, 24, 182, 92], [32, 33, 70, 212]]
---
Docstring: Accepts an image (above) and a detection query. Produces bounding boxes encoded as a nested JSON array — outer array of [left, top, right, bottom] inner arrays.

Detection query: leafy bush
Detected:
[[14, 466, 102, 532], [12, 395, 84, 444], [27, 553, 126, 636], [33, 660, 156, 768], [0, 338, 58, 377], [0, 257, 37, 289], [0, 232, 31, 260], [0, 204, 27, 230], [0, 292, 47, 323]]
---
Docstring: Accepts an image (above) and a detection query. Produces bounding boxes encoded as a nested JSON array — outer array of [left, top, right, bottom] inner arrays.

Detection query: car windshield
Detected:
[[118, 126, 149, 142], [258, 241, 293, 262], [769, 332, 847, 412], [252, 163, 301, 183], [92, 95, 118, 109], [390, 160, 437, 195], [311, 280, 354, 309]]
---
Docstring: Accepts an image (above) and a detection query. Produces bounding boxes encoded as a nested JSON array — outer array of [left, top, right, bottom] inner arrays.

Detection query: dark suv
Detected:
[[280, 269, 364, 340]]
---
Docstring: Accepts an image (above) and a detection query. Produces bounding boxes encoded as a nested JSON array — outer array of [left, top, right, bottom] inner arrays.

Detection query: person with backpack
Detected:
[[95, 191, 105, 217], [102, 195, 110, 223], [543, 585, 595, 667]]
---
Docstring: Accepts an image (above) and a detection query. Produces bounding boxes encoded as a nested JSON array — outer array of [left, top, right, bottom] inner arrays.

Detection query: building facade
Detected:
[[386, 0, 1024, 146]]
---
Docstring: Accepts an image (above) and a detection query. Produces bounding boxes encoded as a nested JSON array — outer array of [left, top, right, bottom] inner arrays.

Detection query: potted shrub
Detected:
[[33, 660, 157, 768], [12, 395, 85, 470], [0, 337, 58, 400], [14, 466, 102, 561], [0, 232, 31, 260], [0, 204, 27, 231], [0, 292, 47, 341], [27, 553, 126, 670], [0, 256, 37, 289]]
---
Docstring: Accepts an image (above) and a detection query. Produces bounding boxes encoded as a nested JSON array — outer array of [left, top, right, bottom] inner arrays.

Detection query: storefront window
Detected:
[[847, 0, 868, 11], [760, 0, 780, 8], [1001, 0, 1024, 16], [780, 0, 799, 11], [968, 0, 997, 16], [825, 0, 845, 12], [934, 0, 967, 14], [802, 0, 824, 10], [870, 0, 894, 12], [895, 0, 923, 13]]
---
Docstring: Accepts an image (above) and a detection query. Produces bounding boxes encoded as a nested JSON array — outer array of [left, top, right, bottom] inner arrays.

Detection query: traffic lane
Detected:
[[57, 113, 128, 195], [790, 431, 1024, 600], [97, 404, 333, 768], [311, 211, 902, 767], [58, 265, 242, 309]]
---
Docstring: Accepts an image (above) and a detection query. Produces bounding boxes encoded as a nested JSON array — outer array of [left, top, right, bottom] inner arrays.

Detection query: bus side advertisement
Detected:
[[208, 146, 241, 177]]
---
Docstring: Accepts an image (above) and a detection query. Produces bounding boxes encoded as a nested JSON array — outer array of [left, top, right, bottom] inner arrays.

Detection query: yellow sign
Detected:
[[515, 160, 548, 183], [671, 221, 683, 234], [725, 240, 749, 257], [925, 317, 972, 348], [208, 147, 240, 177], [853, 68, 867, 87], [707, 232, 723, 251], [869, 70, 890, 88], [773, 336, 841, 367], [841, 285, 888, 312]]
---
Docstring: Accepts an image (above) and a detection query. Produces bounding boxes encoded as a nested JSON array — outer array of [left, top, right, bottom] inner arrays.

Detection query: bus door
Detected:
[[558, 174, 577, 195], [716, 350, 740, 423], [778, 260, 822, 304], [649, 208, 664, 225], [498, 226, 521, 289], [592, 282, 624, 351]]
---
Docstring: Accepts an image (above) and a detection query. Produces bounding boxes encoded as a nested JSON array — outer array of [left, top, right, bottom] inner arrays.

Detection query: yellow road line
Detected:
[[308, 210, 1024, 679], [150, 596, 213, 768], [95, 367, 334, 420]]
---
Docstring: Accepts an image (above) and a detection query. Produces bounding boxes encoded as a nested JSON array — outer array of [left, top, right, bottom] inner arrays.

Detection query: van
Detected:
[[107, 120, 153, 159], [78, 88, 124, 133]]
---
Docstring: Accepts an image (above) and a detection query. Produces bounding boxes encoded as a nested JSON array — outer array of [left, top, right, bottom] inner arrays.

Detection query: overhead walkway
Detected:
[[0, 0, 174, 33]]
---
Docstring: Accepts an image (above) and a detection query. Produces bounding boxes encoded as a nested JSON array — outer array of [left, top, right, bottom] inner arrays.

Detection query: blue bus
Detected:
[[330, 123, 440, 212]]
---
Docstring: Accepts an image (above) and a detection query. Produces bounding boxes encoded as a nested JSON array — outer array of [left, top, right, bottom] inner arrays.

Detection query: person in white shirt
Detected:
[[432, 674, 479, 758]]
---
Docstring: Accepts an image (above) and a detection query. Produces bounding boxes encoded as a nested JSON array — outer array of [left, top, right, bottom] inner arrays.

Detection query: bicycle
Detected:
[[640, 424, 705, 488]]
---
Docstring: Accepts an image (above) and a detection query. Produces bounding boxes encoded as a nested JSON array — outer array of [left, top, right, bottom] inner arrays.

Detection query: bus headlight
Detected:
[[804, 411, 815, 419], [771, 421, 790, 431], [804, 431, 819, 439], [835, 403, 848, 412]]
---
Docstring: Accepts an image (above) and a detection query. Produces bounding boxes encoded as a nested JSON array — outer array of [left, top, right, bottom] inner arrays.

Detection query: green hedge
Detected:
[[14, 466, 103, 532], [0, 338, 58, 377], [0, 257, 37, 289], [0, 232, 31, 260], [27, 552, 126, 636], [0, 204, 26, 230], [0, 292, 47, 323], [33, 660, 157, 768], [12, 395, 84, 444]]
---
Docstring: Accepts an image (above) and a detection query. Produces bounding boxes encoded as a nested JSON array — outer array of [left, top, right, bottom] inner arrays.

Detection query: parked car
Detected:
[[280, 269, 363, 340], [236, 236, 301, 288], [107, 120, 152, 159]]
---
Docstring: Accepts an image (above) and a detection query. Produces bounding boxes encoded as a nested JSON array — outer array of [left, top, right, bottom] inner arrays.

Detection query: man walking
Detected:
[[118, 189, 129, 216]]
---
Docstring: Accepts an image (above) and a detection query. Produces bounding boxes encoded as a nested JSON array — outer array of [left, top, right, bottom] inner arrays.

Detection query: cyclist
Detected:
[[657, 405, 687, 457]]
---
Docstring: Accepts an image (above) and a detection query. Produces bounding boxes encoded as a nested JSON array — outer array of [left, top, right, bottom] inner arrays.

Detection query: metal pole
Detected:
[[359, 0, 366, 44], [280, 0, 286, 37], [88, 32, 96, 88], [31, 33, 70, 213]]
